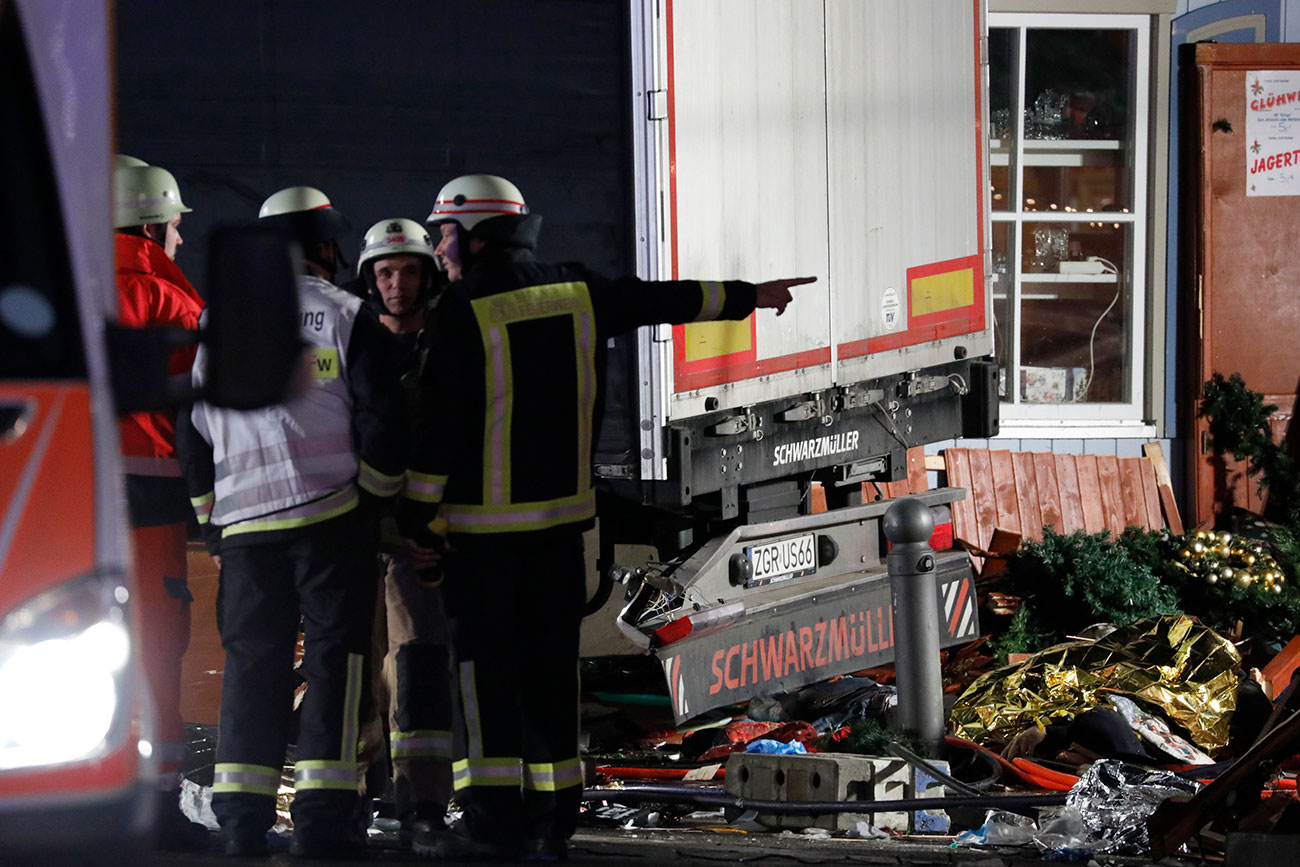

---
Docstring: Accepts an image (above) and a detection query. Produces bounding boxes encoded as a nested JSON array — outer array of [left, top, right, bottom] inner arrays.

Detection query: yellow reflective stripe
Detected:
[[391, 729, 453, 759], [294, 759, 357, 791], [460, 660, 484, 759], [695, 281, 726, 321], [358, 461, 404, 498], [342, 652, 364, 761], [452, 757, 522, 789], [213, 762, 280, 796], [404, 471, 448, 504], [523, 758, 583, 792], [221, 487, 357, 537], [441, 490, 595, 534], [191, 491, 214, 524], [472, 282, 593, 510], [572, 301, 596, 496], [477, 322, 512, 506]]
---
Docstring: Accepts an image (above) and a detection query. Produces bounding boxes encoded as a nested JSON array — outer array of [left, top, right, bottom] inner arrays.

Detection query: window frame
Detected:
[[989, 11, 1156, 436]]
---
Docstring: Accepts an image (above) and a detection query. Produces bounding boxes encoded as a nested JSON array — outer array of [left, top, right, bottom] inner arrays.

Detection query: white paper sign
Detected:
[[1246, 70, 1300, 196]]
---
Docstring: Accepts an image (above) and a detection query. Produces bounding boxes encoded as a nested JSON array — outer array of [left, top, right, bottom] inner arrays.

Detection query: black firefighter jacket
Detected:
[[401, 214, 759, 547]]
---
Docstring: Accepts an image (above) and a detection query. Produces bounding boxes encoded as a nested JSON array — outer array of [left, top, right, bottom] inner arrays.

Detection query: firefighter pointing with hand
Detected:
[[400, 173, 813, 861]]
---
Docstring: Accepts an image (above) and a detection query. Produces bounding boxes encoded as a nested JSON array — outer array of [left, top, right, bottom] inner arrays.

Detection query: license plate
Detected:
[[746, 533, 817, 586]]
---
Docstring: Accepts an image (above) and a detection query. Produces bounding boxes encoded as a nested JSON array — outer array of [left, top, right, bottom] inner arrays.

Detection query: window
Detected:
[[989, 13, 1150, 429]]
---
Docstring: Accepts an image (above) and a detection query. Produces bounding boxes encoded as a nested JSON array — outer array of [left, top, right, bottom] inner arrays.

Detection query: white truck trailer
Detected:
[[588, 0, 997, 723]]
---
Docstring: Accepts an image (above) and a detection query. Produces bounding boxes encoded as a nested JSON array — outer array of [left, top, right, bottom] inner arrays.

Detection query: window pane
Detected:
[[1019, 221, 1131, 405], [988, 28, 1016, 213], [1023, 28, 1133, 142], [991, 221, 1014, 399]]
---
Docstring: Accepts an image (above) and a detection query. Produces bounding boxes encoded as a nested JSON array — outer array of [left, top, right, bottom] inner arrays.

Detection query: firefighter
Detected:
[[402, 173, 813, 861], [355, 218, 454, 845], [177, 186, 407, 859], [112, 161, 209, 850]]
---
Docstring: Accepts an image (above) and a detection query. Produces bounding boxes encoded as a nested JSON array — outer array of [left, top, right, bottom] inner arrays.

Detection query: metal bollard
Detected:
[[884, 496, 944, 752]]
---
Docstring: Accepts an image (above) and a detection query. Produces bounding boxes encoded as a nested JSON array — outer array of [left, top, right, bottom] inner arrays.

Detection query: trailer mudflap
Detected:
[[654, 552, 977, 724]]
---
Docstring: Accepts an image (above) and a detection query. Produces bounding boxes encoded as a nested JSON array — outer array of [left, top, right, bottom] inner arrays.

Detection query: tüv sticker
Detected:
[[881, 286, 900, 331]]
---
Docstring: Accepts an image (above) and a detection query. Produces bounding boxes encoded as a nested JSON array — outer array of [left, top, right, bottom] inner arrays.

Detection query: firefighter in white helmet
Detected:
[[112, 162, 209, 850], [425, 173, 528, 282], [257, 185, 352, 283], [405, 173, 813, 860], [355, 218, 454, 846], [177, 186, 407, 858]]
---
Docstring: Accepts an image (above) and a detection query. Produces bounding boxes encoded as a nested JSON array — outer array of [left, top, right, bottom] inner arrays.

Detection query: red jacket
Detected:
[[115, 232, 204, 467]]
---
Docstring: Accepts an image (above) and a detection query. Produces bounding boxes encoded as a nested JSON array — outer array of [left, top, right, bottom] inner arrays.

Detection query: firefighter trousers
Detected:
[[128, 522, 192, 786], [440, 531, 586, 844], [365, 551, 454, 819], [210, 509, 377, 843]]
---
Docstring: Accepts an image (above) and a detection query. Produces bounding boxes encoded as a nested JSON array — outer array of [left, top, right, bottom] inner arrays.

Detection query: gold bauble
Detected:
[[1193, 542, 1205, 553], [1207, 573, 1219, 584]]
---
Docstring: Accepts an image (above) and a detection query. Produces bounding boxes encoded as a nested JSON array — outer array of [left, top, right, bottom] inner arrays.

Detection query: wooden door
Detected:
[[1187, 43, 1300, 528]]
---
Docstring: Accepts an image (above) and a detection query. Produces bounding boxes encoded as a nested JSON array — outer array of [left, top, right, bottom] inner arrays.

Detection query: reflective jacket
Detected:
[[179, 274, 407, 549], [401, 214, 758, 542], [114, 232, 205, 527]]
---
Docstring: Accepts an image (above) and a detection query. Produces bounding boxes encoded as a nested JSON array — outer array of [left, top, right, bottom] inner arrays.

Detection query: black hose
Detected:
[[582, 784, 1067, 813]]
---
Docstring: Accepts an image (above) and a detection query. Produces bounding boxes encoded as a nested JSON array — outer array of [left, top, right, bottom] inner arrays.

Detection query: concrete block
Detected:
[[723, 752, 949, 833]]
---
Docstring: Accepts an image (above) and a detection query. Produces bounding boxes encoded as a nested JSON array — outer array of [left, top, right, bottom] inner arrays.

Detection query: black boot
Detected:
[[154, 789, 211, 851]]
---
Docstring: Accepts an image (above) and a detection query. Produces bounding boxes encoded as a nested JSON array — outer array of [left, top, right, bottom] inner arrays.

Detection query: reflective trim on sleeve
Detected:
[[294, 759, 358, 791], [191, 491, 214, 525], [452, 757, 522, 789], [213, 762, 280, 796], [390, 729, 453, 760], [694, 281, 726, 321], [522, 758, 583, 792], [221, 487, 357, 538], [358, 460, 404, 498], [441, 490, 595, 534], [404, 471, 448, 504]]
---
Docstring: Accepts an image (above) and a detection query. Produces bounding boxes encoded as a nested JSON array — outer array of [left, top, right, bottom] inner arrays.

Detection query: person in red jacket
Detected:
[[113, 161, 208, 850]]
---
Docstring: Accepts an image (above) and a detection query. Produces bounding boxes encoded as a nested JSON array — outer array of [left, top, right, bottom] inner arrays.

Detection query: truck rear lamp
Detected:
[[651, 600, 746, 648], [0, 573, 132, 772]]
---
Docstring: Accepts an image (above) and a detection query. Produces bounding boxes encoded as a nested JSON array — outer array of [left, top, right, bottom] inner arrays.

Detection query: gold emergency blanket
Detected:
[[950, 615, 1240, 753]]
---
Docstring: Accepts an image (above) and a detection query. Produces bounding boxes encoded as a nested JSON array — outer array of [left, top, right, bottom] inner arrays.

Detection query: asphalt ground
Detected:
[[125, 820, 1189, 867]]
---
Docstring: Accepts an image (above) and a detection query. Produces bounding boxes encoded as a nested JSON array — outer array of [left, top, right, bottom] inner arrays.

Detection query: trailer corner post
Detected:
[[885, 498, 944, 753]]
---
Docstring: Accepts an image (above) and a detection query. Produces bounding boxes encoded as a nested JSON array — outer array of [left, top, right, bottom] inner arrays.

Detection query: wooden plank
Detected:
[[945, 449, 976, 542], [1118, 457, 1148, 530], [1160, 486, 1185, 536], [1076, 454, 1106, 535], [924, 454, 947, 471], [1033, 452, 1064, 534], [906, 446, 927, 494], [1139, 458, 1164, 530], [989, 449, 1021, 536], [1012, 451, 1044, 541], [1097, 455, 1126, 535], [944, 449, 981, 571], [1056, 454, 1085, 533], [969, 447, 998, 553], [1144, 442, 1184, 535]]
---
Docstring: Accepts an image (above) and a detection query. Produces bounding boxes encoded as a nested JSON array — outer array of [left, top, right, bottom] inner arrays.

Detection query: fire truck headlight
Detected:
[[0, 574, 132, 772]]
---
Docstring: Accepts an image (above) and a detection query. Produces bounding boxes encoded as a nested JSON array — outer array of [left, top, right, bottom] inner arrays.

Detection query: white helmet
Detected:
[[115, 154, 148, 168], [425, 174, 527, 232], [257, 185, 350, 245], [357, 218, 436, 274], [113, 165, 192, 229]]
